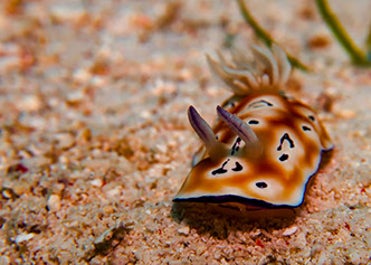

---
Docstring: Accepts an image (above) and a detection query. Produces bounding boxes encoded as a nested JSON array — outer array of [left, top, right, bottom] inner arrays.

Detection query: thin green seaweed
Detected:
[[316, 0, 371, 67], [237, 0, 371, 68], [366, 25, 371, 61], [236, 0, 310, 71]]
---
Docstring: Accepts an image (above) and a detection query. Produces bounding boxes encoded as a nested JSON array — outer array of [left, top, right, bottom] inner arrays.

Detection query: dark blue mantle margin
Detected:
[[173, 194, 300, 209]]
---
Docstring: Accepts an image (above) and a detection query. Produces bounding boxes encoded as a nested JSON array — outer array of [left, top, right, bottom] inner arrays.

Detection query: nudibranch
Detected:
[[173, 45, 333, 209]]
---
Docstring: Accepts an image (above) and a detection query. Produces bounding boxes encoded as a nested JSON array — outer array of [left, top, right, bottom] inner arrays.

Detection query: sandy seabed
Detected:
[[0, 1, 370, 264]]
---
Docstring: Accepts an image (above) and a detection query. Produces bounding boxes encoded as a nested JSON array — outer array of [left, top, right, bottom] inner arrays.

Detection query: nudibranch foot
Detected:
[[172, 200, 297, 221]]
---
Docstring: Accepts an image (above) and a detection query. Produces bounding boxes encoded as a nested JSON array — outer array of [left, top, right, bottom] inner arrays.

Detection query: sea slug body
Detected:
[[174, 45, 333, 209]]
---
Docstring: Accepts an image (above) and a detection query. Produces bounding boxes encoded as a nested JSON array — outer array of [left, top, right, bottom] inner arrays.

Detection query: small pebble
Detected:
[[177, 226, 190, 235], [106, 187, 121, 198], [2, 189, 14, 199], [55, 133, 75, 149], [18, 95, 43, 112], [282, 226, 298, 236], [91, 178, 103, 187], [337, 109, 356, 119], [47, 194, 61, 211], [14, 233, 35, 244]]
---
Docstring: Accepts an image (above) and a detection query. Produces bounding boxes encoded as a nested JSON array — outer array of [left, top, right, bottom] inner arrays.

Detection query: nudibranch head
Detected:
[[173, 45, 333, 209]]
